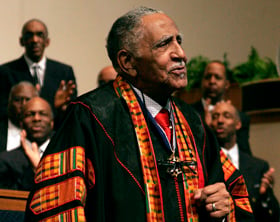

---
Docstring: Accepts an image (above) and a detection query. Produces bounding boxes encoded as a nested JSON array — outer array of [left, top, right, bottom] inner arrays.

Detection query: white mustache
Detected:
[[169, 61, 186, 71]]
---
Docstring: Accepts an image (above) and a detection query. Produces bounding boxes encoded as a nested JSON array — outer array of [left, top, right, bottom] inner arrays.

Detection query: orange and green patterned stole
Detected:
[[220, 150, 253, 221], [114, 75, 205, 222]]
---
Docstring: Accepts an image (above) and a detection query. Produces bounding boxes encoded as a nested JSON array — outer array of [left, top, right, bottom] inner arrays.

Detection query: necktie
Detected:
[[155, 109, 171, 142], [33, 66, 40, 86]]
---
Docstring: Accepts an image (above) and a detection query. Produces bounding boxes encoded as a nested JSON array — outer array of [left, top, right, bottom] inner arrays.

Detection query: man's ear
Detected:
[[19, 37, 24, 47], [235, 120, 242, 131], [225, 80, 230, 90], [117, 49, 137, 77], [45, 38, 50, 48], [51, 120, 54, 130]]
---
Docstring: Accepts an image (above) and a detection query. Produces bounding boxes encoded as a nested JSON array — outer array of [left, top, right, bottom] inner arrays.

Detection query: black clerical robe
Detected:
[[25, 82, 254, 222]]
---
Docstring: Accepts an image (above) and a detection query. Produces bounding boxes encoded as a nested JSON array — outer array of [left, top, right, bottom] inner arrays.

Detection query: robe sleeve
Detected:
[[24, 102, 97, 222]]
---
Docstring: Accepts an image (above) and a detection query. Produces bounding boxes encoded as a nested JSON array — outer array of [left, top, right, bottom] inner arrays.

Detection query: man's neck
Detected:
[[28, 137, 50, 147], [220, 140, 236, 150], [149, 94, 169, 107], [129, 81, 170, 107], [8, 116, 20, 128], [203, 96, 223, 105], [24, 53, 44, 63]]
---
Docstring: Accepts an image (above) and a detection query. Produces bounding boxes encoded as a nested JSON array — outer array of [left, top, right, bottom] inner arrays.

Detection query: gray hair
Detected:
[[9, 81, 39, 101], [106, 6, 163, 69]]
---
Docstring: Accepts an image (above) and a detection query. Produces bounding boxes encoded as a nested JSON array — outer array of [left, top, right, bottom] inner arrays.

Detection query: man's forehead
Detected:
[[24, 21, 46, 32], [14, 86, 35, 95], [214, 104, 235, 113], [141, 13, 178, 31], [25, 100, 50, 112], [140, 13, 180, 43], [205, 63, 226, 74]]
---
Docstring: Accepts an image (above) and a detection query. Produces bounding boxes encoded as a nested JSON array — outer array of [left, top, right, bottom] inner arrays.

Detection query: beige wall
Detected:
[[0, 0, 279, 199], [1, 0, 279, 94], [250, 122, 280, 200]]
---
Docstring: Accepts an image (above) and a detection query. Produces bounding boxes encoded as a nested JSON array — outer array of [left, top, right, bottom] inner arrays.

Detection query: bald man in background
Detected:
[[97, 65, 117, 86], [211, 101, 279, 222]]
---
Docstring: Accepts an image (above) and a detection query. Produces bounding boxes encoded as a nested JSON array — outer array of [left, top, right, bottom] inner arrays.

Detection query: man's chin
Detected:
[[171, 78, 188, 90], [28, 53, 42, 62], [217, 136, 227, 144]]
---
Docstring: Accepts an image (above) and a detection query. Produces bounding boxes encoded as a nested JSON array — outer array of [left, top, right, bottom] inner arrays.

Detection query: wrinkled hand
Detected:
[[21, 130, 40, 172], [259, 168, 275, 194], [54, 80, 76, 111], [194, 183, 230, 219]]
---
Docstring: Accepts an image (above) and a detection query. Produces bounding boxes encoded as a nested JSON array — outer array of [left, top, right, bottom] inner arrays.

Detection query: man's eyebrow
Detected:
[[152, 32, 184, 49], [177, 33, 183, 40], [152, 35, 173, 49]]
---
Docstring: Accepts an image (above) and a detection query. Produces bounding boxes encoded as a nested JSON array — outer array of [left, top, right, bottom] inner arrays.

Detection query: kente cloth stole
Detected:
[[114, 75, 204, 222]]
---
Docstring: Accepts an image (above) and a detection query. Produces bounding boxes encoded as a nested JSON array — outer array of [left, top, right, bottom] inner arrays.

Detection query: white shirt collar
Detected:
[[132, 85, 171, 118], [24, 54, 47, 71], [221, 143, 239, 169], [131, 85, 176, 151], [24, 138, 50, 158], [38, 139, 50, 157], [7, 119, 22, 151], [201, 98, 215, 112]]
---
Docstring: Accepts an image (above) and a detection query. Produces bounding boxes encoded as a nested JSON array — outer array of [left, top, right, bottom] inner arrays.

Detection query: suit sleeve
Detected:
[[0, 66, 12, 119], [253, 161, 279, 222], [0, 149, 32, 190]]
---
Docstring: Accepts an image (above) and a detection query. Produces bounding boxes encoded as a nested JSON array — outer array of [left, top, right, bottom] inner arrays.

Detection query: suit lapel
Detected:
[[239, 150, 251, 172], [40, 59, 61, 107], [42, 59, 53, 87], [10, 56, 33, 84]]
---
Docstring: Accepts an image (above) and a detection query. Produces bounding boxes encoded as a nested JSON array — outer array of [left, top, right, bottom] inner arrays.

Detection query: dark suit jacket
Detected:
[[0, 66, 13, 119], [0, 147, 35, 191], [0, 117, 8, 153], [1, 56, 77, 116], [191, 100, 252, 155], [239, 150, 279, 222]]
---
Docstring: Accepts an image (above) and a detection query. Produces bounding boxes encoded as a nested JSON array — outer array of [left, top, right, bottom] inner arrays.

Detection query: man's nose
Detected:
[[33, 112, 41, 121], [171, 42, 187, 63], [30, 34, 40, 42], [209, 76, 216, 83], [19, 98, 29, 107], [217, 116, 225, 123], [22, 98, 29, 105]]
